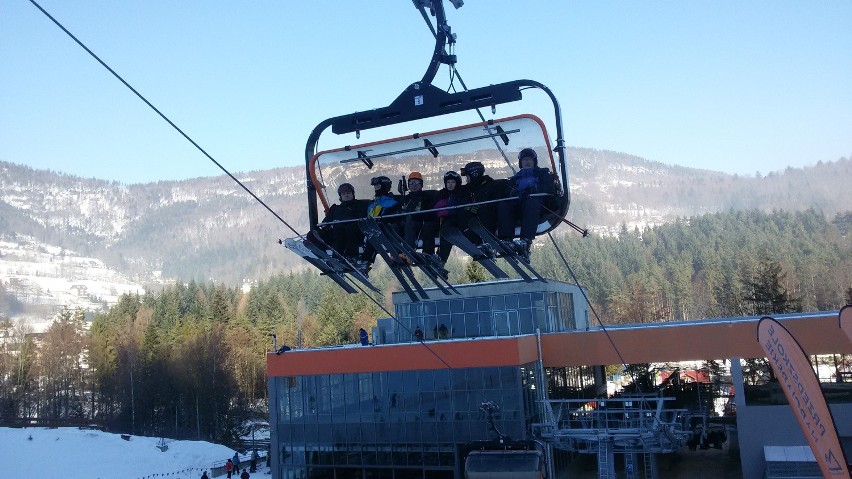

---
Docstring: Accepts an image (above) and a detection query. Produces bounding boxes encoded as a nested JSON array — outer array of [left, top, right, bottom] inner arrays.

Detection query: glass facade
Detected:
[[392, 291, 576, 343], [270, 280, 591, 478], [272, 364, 541, 479]]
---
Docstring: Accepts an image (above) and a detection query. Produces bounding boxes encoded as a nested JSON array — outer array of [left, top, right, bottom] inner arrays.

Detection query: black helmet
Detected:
[[337, 183, 355, 200], [370, 176, 393, 196], [443, 171, 461, 185], [518, 148, 538, 168], [461, 162, 484, 181]]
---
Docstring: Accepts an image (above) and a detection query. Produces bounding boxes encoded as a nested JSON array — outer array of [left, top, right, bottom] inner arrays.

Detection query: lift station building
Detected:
[[267, 279, 851, 478]]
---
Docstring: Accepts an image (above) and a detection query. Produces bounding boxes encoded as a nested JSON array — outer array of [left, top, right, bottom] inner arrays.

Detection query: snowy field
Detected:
[[1, 427, 255, 479]]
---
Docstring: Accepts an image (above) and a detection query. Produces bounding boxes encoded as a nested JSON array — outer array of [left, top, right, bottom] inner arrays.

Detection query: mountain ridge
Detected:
[[1, 150, 849, 302]]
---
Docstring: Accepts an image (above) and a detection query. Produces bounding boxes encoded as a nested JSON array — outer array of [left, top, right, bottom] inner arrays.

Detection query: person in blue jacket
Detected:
[[367, 176, 400, 218], [497, 148, 556, 256], [361, 176, 400, 265], [232, 452, 241, 474]]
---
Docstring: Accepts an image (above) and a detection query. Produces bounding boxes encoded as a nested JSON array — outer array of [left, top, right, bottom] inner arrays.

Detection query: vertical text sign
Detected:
[[757, 317, 849, 477]]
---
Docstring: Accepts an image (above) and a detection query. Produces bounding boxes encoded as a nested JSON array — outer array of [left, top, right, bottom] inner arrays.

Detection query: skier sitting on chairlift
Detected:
[[316, 183, 369, 259], [460, 161, 507, 246], [497, 148, 557, 257], [399, 171, 439, 256], [367, 176, 400, 218], [433, 170, 468, 263], [359, 176, 401, 267]]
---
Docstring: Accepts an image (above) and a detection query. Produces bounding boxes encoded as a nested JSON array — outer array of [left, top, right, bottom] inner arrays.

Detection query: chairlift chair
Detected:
[[287, 0, 571, 297]]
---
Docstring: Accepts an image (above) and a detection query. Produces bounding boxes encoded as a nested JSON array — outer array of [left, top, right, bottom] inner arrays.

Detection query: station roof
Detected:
[[267, 311, 850, 377]]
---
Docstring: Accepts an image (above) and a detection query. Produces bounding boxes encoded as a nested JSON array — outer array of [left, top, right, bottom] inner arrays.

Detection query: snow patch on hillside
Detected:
[[3, 427, 237, 479], [0, 236, 144, 327]]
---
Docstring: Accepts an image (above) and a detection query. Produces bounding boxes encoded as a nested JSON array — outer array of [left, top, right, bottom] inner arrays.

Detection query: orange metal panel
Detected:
[[268, 313, 851, 377], [267, 336, 540, 377], [540, 313, 849, 367]]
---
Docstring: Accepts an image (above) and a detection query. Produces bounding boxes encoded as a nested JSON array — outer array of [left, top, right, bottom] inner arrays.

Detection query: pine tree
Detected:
[[462, 260, 488, 284], [743, 257, 801, 315]]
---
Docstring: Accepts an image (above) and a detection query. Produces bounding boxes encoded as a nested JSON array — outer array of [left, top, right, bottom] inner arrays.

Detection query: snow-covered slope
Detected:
[[2, 427, 244, 479]]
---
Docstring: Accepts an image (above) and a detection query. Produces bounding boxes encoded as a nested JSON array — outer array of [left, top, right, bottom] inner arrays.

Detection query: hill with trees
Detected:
[[2, 207, 849, 440], [2, 152, 850, 286]]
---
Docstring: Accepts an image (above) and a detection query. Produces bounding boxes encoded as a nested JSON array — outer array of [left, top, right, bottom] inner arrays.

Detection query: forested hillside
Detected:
[[536, 208, 851, 322], [2, 154, 849, 284], [2, 208, 849, 439]]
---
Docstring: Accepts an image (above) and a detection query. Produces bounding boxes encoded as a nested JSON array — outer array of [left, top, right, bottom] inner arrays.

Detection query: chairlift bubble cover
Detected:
[[309, 115, 561, 218]]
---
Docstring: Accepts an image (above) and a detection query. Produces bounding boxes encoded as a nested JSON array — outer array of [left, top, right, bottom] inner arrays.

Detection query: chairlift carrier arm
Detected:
[[303, 0, 567, 229]]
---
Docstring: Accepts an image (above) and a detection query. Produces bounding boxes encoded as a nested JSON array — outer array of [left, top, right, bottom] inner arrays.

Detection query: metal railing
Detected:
[[532, 396, 692, 454]]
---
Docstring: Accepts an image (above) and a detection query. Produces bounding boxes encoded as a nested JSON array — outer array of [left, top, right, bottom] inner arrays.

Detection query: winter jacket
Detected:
[[509, 166, 556, 196], [463, 175, 510, 204], [367, 194, 400, 218], [433, 187, 467, 219], [400, 189, 438, 220], [322, 198, 369, 223]]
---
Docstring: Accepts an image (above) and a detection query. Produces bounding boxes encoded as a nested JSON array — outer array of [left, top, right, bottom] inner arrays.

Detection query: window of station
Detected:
[[393, 292, 576, 343], [274, 365, 532, 444]]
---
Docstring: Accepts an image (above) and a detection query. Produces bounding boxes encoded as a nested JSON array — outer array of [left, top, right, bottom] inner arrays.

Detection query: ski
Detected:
[[282, 237, 358, 294], [439, 225, 509, 279], [376, 220, 456, 296], [467, 217, 546, 283], [303, 230, 383, 291], [359, 218, 427, 302]]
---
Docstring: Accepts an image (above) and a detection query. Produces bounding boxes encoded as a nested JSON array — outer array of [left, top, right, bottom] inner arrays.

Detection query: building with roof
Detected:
[[267, 279, 852, 478]]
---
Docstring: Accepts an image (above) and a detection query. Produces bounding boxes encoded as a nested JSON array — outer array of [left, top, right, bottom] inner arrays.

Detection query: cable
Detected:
[[546, 231, 641, 389], [33, 0, 620, 391], [349, 279, 453, 370], [34, 0, 458, 373], [27, 0, 302, 238], [414, 5, 516, 174]]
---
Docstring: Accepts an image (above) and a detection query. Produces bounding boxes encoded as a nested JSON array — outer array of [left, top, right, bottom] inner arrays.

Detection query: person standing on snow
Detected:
[[250, 449, 259, 472], [225, 458, 233, 478]]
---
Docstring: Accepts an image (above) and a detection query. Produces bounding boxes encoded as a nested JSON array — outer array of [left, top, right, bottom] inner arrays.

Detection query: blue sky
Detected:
[[1, 0, 850, 184]]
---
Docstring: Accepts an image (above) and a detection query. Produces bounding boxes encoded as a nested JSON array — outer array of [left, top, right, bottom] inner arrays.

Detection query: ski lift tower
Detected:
[[533, 395, 693, 479]]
